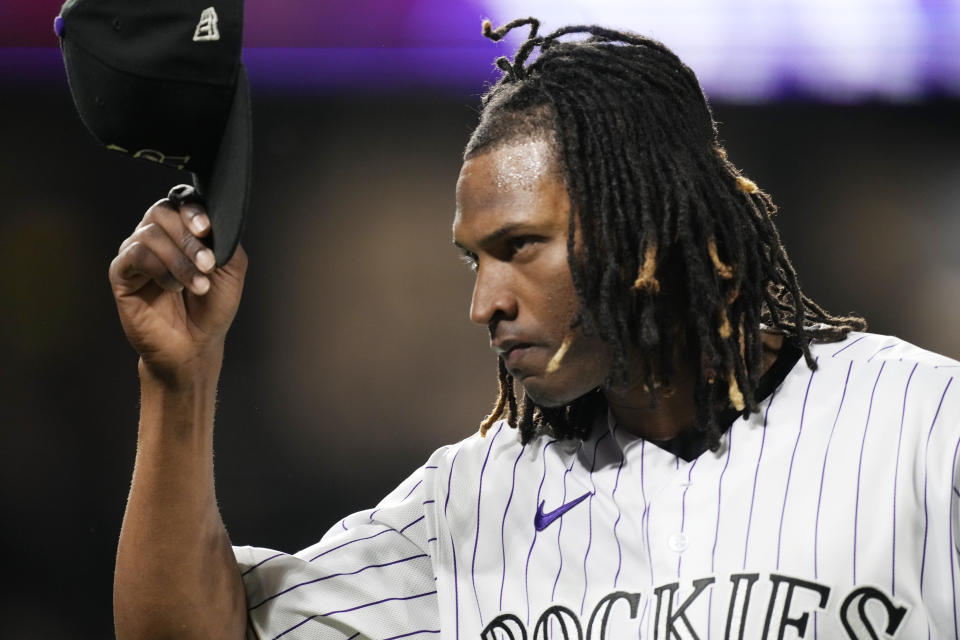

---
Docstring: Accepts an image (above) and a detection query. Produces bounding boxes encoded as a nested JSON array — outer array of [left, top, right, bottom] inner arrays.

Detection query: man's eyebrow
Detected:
[[452, 223, 527, 253]]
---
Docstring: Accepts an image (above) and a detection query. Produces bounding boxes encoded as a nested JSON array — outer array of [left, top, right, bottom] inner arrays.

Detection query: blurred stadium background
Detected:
[[1, 1, 958, 636]]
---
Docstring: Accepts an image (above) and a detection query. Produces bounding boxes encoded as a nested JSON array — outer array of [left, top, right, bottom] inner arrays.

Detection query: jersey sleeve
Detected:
[[233, 467, 439, 640]]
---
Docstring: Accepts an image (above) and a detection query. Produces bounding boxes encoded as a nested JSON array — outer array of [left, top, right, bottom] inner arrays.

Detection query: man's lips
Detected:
[[493, 339, 530, 355], [493, 340, 538, 368]]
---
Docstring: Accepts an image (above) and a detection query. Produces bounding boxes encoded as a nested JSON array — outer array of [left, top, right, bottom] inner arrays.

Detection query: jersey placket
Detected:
[[619, 435, 702, 586]]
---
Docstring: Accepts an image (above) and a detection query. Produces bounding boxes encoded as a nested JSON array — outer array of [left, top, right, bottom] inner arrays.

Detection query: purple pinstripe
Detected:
[[318, 591, 438, 619], [311, 590, 437, 618], [677, 459, 699, 577], [384, 630, 441, 639], [271, 616, 317, 639], [776, 363, 817, 569], [445, 445, 464, 640], [814, 362, 853, 578], [471, 423, 503, 620], [401, 479, 424, 501], [867, 344, 895, 362], [853, 362, 886, 584], [743, 386, 779, 569], [638, 597, 650, 639], [249, 553, 429, 610], [920, 378, 953, 595], [951, 436, 960, 640], [707, 423, 735, 640], [499, 441, 527, 610], [384, 631, 441, 639], [400, 516, 424, 534], [711, 426, 734, 570], [891, 363, 919, 595], [310, 529, 395, 562], [920, 379, 952, 620], [580, 431, 610, 615], [831, 335, 865, 358], [552, 442, 583, 601], [269, 590, 438, 639], [641, 440, 654, 584], [812, 361, 853, 640], [242, 552, 284, 576], [611, 423, 626, 589], [525, 439, 558, 625]]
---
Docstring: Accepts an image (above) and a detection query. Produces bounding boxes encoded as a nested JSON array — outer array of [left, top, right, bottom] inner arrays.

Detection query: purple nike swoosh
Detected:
[[534, 491, 593, 531]]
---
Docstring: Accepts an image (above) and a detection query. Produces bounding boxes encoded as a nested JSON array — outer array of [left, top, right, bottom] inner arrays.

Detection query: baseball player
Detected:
[[111, 19, 960, 640]]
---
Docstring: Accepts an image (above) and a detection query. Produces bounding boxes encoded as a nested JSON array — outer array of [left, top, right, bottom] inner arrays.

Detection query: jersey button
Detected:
[[668, 532, 688, 553]]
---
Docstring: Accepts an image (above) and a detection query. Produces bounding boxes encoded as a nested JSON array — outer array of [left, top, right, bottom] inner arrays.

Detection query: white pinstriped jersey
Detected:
[[234, 332, 960, 639]]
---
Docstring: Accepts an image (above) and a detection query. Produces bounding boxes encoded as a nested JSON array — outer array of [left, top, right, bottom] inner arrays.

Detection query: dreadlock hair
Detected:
[[468, 18, 866, 448]]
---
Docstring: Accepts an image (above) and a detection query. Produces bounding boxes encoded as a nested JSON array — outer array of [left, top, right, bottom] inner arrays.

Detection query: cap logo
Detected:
[[193, 7, 221, 42], [106, 144, 191, 170]]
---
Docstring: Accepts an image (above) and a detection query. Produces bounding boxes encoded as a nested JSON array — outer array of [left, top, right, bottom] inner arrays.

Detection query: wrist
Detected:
[[137, 357, 222, 446], [138, 349, 222, 417], [137, 346, 224, 392]]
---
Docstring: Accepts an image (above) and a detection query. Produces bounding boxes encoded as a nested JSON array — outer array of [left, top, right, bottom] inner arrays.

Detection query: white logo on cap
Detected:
[[107, 144, 191, 170], [193, 7, 220, 42]]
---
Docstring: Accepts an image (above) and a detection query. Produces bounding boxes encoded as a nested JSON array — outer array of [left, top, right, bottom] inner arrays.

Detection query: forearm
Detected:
[[114, 358, 247, 640]]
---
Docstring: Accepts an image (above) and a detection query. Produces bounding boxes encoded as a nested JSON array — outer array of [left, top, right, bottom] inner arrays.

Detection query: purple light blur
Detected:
[[3, 0, 959, 101], [242, 47, 501, 94]]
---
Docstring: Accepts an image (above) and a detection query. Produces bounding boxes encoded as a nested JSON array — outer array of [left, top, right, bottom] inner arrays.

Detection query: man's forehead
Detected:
[[455, 136, 562, 215], [453, 144, 571, 248], [463, 132, 560, 177], [483, 137, 557, 192]]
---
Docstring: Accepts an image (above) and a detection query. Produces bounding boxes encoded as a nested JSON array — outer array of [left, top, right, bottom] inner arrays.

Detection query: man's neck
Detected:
[[603, 332, 785, 442]]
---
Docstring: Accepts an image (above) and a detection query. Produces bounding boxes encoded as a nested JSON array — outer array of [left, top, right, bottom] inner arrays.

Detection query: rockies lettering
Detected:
[[483, 576, 909, 639]]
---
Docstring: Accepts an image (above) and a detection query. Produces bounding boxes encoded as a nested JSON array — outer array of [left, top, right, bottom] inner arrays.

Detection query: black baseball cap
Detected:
[[56, 0, 251, 266]]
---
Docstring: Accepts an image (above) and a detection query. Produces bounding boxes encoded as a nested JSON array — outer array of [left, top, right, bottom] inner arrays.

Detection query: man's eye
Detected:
[[508, 236, 540, 255], [510, 237, 529, 251]]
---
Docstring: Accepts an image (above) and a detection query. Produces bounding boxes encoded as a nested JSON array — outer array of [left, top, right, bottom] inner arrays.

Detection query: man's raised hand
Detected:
[[108, 185, 247, 384]]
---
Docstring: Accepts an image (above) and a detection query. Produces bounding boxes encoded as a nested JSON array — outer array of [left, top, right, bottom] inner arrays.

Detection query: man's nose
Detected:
[[469, 263, 518, 326]]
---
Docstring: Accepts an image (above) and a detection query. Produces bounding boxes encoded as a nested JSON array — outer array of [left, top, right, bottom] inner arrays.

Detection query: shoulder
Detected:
[[804, 331, 960, 441], [806, 331, 959, 399], [809, 330, 959, 371]]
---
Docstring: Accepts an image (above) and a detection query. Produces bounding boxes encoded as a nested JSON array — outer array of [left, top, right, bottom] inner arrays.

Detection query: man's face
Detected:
[[453, 136, 610, 407]]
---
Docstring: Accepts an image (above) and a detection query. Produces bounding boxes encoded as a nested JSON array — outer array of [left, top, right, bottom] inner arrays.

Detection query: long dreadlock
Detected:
[[468, 18, 866, 449]]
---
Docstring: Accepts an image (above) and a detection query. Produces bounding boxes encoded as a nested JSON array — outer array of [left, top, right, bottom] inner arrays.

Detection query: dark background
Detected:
[[2, 5, 960, 639]]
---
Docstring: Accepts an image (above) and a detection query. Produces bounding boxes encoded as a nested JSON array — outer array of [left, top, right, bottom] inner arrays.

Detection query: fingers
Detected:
[[110, 241, 186, 294], [168, 184, 212, 239], [111, 186, 218, 296]]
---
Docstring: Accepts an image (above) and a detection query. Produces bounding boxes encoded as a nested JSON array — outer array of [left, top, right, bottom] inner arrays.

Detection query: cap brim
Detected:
[[193, 65, 251, 267]]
